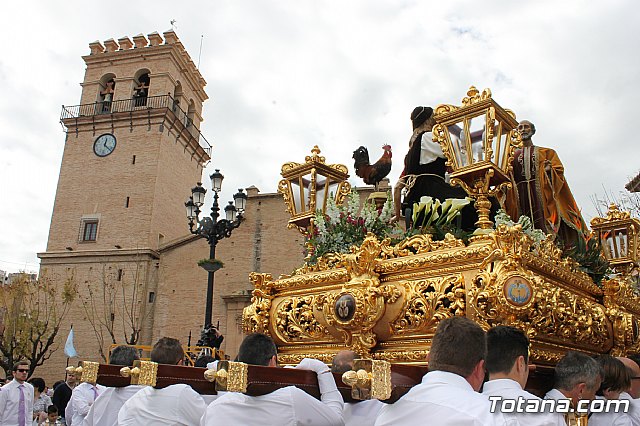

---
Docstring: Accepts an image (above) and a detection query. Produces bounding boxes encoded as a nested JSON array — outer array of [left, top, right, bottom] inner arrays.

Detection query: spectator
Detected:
[[0, 360, 35, 426], [29, 377, 52, 425]]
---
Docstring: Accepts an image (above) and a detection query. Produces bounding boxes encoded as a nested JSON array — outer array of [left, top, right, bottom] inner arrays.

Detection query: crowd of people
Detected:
[[3, 317, 640, 425]]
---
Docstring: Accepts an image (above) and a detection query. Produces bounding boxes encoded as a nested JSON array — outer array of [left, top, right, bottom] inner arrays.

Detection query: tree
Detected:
[[80, 259, 151, 362], [0, 272, 77, 378]]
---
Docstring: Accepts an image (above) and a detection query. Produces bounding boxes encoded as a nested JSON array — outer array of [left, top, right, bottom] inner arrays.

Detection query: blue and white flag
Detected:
[[64, 326, 78, 358]]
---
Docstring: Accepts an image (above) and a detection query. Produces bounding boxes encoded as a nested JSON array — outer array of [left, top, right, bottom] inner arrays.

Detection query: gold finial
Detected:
[[467, 86, 479, 98]]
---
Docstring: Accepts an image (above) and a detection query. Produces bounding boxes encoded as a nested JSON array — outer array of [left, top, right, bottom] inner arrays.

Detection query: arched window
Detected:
[[133, 70, 150, 107], [98, 74, 116, 113], [173, 82, 183, 114], [186, 99, 196, 129]]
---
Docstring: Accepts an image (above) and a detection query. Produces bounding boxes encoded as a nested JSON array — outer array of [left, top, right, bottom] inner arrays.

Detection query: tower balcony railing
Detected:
[[60, 94, 211, 156]]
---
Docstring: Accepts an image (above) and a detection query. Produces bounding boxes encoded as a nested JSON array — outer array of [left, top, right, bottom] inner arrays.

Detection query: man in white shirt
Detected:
[[200, 332, 344, 426], [375, 316, 507, 426], [67, 378, 106, 425], [0, 360, 35, 426], [544, 351, 602, 424], [482, 326, 564, 426], [118, 337, 205, 425], [331, 350, 383, 426], [617, 357, 640, 426], [84, 345, 142, 426]]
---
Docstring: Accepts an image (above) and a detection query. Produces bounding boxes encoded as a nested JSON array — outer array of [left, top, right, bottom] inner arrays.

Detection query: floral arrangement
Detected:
[[408, 196, 474, 240], [305, 189, 403, 263]]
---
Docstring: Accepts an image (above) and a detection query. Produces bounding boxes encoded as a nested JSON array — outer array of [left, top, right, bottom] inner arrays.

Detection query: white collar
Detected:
[[483, 378, 522, 392], [423, 370, 475, 391]]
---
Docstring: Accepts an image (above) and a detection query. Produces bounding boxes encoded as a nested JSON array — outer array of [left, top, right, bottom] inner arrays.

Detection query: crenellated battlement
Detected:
[[85, 30, 206, 92]]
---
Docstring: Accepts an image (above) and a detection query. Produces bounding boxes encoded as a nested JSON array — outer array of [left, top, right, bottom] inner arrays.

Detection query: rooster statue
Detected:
[[352, 144, 392, 191]]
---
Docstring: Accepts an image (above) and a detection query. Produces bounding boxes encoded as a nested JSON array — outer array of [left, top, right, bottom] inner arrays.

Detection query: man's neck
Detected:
[[522, 139, 534, 148]]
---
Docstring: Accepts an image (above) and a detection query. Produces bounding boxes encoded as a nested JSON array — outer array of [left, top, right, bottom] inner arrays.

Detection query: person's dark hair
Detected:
[[410, 106, 434, 130], [486, 326, 529, 375], [331, 351, 361, 374], [150, 337, 184, 365], [195, 355, 216, 368], [28, 377, 46, 393], [596, 355, 630, 395], [52, 380, 65, 390], [428, 316, 486, 377], [12, 360, 29, 371], [110, 345, 140, 366], [47, 405, 59, 415], [237, 333, 277, 366], [555, 351, 602, 391]]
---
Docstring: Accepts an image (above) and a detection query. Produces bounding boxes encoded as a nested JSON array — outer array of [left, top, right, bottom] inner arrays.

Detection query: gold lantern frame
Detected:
[[432, 86, 522, 232], [278, 146, 351, 233], [591, 204, 639, 271]]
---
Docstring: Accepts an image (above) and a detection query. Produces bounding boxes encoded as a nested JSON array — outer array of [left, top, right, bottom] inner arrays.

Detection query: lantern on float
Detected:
[[432, 86, 522, 233]]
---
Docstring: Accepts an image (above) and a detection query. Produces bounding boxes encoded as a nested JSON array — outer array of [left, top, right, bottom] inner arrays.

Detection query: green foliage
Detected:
[[565, 236, 611, 286], [197, 258, 225, 267]]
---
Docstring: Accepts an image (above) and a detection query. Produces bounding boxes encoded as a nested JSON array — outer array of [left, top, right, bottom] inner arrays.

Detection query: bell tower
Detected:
[[38, 31, 210, 369]]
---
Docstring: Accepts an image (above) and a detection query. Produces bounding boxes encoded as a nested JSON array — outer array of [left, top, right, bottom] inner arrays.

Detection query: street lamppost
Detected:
[[185, 169, 247, 348]]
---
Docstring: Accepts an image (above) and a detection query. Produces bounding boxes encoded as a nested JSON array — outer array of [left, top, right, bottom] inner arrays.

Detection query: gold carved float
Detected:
[[243, 87, 640, 366]]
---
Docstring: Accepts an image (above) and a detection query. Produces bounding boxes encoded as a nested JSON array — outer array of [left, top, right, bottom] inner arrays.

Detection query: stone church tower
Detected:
[[39, 30, 214, 371]]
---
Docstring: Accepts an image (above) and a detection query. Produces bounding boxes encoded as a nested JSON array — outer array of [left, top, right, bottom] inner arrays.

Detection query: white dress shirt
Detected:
[[200, 385, 344, 426], [589, 395, 632, 426], [0, 379, 35, 425], [69, 382, 106, 426], [344, 399, 384, 426], [117, 384, 205, 426], [482, 378, 565, 426], [619, 392, 640, 426], [83, 385, 144, 426], [375, 370, 508, 426]]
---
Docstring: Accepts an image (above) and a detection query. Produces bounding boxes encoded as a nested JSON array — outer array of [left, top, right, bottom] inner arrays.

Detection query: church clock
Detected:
[[93, 133, 116, 157]]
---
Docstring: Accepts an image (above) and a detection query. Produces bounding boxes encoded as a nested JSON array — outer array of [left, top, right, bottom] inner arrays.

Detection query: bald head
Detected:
[[331, 350, 359, 374], [617, 357, 640, 397]]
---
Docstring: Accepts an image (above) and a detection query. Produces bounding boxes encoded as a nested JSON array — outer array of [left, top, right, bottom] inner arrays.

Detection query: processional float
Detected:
[[72, 87, 640, 402]]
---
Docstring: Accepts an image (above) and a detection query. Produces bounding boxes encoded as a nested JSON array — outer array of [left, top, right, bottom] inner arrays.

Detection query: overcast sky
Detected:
[[1, 0, 638, 273]]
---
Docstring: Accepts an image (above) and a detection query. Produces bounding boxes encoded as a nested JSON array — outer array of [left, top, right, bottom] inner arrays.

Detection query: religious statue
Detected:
[[393, 106, 478, 230], [504, 120, 589, 249]]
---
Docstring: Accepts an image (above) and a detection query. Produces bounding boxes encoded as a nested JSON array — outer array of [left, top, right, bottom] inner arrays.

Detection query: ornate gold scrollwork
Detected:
[[469, 225, 613, 360], [315, 234, 401, 356], [275, 295, 330, 342], [391, 274, 466, 335], [243, 272, 274, 334]]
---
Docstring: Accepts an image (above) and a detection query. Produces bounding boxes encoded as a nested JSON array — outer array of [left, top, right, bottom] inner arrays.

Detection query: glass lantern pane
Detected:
[[315, 175, 328, 213], [467, 115, 486, 164], [447, 123, 468, 168], [291, 179, 303, 214], [601, 231, 615, 259], [615, 228, 628, 257]]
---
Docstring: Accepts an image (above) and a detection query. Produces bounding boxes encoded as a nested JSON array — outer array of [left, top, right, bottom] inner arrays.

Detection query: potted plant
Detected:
[[197, 258, 224, 273]]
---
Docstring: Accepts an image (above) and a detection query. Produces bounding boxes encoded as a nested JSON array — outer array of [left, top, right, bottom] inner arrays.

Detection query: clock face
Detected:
[[93, 133, 117, 157]]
